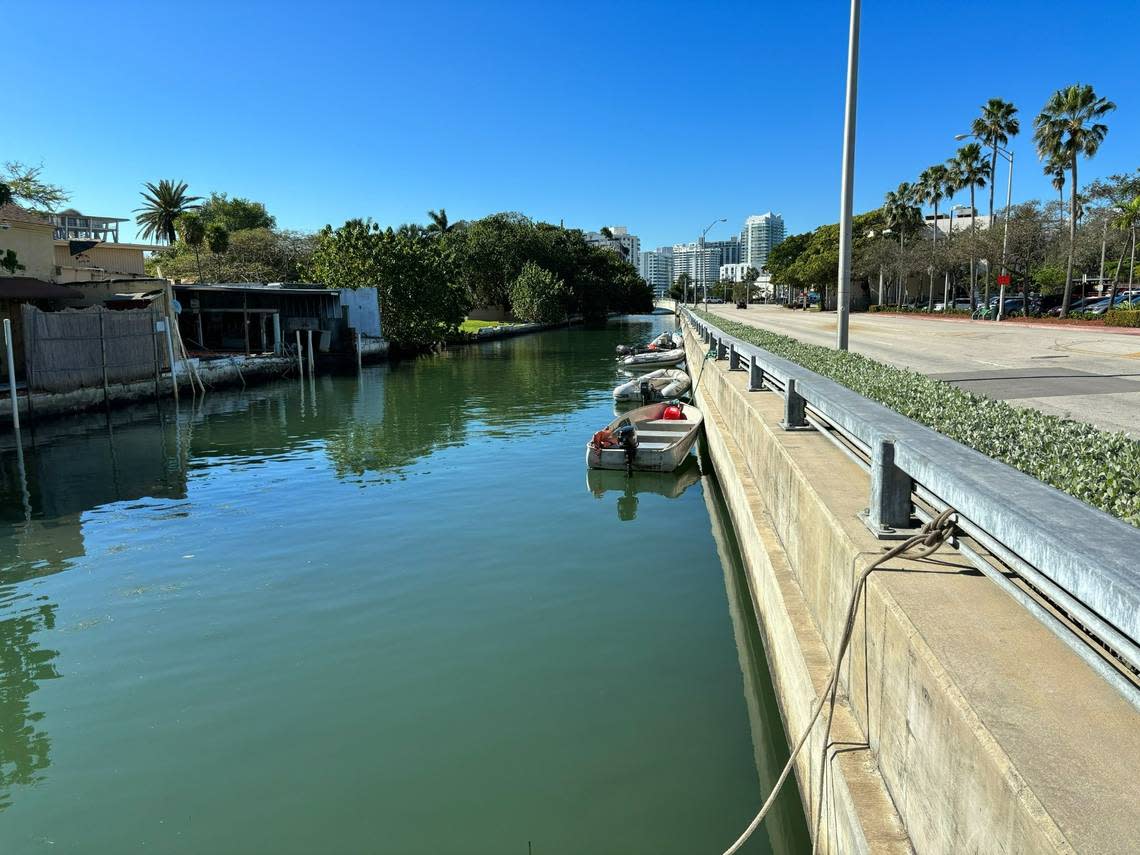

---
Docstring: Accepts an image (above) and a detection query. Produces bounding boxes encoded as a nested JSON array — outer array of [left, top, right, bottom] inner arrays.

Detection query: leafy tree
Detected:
[[206, 223, 230, 255], [197, 192, 275, 231], [135, 180, 202, 244], [0, 183, 11, 207], [175, 212, 206, 282], [1107, 196, 1140, 308], [0, 162, 69, 212], [671, 272, 692, 301], [1033, 83, 1115, 316], [510, 262, 569, 323], [309, 219, 470, 350]]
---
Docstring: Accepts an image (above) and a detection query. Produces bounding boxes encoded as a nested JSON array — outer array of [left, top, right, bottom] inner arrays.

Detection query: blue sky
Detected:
[[4, 0, 1138, 249]]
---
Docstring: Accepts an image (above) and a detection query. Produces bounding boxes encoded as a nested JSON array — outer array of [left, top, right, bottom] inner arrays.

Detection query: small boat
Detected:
[[586, 401, 704, 472], [612, 368, 690, 402], [616, 331, 674, 356], [617, 347, 686, 370]]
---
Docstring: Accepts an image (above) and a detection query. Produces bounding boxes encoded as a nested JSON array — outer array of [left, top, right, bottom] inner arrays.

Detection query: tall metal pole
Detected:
[[835, 0, 861, 350], [996, 150, 1014, 321]]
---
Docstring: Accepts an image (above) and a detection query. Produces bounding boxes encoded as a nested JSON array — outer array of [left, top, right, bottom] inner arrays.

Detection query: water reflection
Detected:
[[587, 456, 702, 521], [702, 461, 812, 854]]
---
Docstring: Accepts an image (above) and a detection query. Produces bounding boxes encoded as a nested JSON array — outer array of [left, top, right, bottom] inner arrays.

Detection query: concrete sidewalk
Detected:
[[702, 304, 1140, 436]]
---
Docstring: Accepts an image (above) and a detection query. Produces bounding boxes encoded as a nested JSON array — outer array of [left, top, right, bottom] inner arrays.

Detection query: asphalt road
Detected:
[[702, 304, 1140, 436]]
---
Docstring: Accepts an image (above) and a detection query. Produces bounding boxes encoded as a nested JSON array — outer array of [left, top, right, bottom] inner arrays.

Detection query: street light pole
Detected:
[[996, 148, 1014, 321], [835, 0, 861, 351], [698, 217, 726, 312]]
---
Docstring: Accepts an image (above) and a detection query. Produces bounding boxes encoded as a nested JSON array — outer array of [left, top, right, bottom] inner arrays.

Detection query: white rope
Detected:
[[721, 510, 957, 855]]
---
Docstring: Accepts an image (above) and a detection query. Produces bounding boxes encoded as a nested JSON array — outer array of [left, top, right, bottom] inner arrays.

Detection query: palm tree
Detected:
[[971, 98, 1020, 227], [135, 180, 201, 244], [953, 144, 989, 308], [1033, 84, 1116, 316], [1107, 196, 1140, 310], [175, 212, 206, 282], [918, 165, 951, 311], [883, 182, 921, 305], [971, 99, 1019, 307], [426, 208, 454, 236]]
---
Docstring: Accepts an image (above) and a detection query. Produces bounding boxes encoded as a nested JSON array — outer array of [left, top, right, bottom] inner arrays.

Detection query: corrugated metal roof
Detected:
[[172, 283, 336, 296]]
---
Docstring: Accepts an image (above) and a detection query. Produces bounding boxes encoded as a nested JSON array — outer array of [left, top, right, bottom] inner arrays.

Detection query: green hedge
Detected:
[[693, 309, 1140, 526], [866, 305, 972, 316], [1106, 310, 1140, 328]]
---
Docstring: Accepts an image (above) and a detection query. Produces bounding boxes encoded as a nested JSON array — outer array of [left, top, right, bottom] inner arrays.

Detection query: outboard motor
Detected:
[[613, 424, 638, 472], [639, 380, 657, 404], [616, 344, 633, 356]]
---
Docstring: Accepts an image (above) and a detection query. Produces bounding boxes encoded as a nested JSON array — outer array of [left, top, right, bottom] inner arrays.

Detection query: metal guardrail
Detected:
[[681, 307, 1140, 708]]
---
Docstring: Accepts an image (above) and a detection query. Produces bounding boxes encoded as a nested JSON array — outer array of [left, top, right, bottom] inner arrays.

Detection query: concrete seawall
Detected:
[[681, 320, 1140, 854]]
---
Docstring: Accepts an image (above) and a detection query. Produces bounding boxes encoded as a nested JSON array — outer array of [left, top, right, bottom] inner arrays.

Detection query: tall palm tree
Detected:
[[1107, 195, 1140, 309], [135, 180, 201, 244], [175, 212, 206, 282], [918, 165, 951, 311], [971, 99, 1019, 308], [1033, 84, 1116, 316], [971, 98, 1020, 226], [953, 144, 989, 308], [426, 208, 454, 236]]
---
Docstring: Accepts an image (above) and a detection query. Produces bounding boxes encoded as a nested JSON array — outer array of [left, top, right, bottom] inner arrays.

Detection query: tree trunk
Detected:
[[194, 246, 202, 283], [988, 142, 998, 307], [1107, 238, 1128, 311], [1129, 227, 1137, 289], [930, 201, 939, 311], [1060, 159, 1078, 318], [969, 185, 977, 309]]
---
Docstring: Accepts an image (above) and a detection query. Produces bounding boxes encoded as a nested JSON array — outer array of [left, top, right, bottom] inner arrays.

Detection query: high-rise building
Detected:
[[638, 250, 674, 298], [584, 225, 640, 267], [740, 212, 785, 269], [672, 235, 740, 294]]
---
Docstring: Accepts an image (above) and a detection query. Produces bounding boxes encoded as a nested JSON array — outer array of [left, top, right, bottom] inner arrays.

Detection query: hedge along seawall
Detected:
[[693, 309, 1140, 526]]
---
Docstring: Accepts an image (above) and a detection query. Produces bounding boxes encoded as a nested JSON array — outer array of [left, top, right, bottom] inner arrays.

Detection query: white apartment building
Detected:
[[584, 225, 640, 266], [672, 236, 741, 291], [740, 212, 785, 269], [638, 250, 674, 298], [719, 263, 773, 299]]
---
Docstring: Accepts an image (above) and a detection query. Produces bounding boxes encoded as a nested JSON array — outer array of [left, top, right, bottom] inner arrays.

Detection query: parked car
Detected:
[[1088, 291, 1140, 315]]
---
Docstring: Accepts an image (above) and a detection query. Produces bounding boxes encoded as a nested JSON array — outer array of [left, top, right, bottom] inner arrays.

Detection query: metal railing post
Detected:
[[748, 357, 764, 392], [729, 343, 742, 370], [716, 338, 728, 361], [780, 377, 807, 429], [867, 436, 913, 533]]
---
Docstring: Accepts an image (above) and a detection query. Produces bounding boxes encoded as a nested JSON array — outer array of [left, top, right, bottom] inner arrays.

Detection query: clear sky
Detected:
[[4, 0, 1138, 249]]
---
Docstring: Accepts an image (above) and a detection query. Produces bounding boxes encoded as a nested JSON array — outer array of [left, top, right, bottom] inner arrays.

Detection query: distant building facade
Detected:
[[672, 235, 740, 292], [740, 212, 785, 269], [638, 250, 674, 298], [584, 225, 640, 267]]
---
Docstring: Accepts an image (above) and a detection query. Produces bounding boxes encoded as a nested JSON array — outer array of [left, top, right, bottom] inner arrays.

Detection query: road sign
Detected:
[[997, 274, 1011, 286]]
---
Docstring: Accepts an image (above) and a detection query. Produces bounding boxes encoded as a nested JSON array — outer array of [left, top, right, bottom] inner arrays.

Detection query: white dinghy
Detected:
[[615, 331, 674, 356], [617, 347, 686, 371], [586, 401, 704, 472], [612, 368, 691, 402]]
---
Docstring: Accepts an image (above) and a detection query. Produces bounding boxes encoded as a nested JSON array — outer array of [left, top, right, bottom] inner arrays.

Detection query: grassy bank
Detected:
[[693, 309, 1140, 526]]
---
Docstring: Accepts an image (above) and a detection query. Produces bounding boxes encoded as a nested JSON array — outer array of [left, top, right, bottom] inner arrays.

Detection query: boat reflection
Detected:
[[586, 456, 702, 521]]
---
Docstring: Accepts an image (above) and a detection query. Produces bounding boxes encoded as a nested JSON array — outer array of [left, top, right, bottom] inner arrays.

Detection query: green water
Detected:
[[0, 317, 808, 854]]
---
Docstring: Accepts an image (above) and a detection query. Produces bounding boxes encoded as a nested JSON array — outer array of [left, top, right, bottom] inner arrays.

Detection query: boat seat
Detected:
[[642, 419, 692, 429], [636, 442, 672, 451], [637, 430, 684, 441]]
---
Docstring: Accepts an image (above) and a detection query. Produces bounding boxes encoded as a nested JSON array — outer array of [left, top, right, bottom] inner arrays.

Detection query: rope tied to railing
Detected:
[[721, 509, 958, 855]]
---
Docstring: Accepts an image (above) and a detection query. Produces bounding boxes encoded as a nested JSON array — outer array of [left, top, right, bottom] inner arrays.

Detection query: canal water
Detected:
[[0, 316, 808, 854]]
